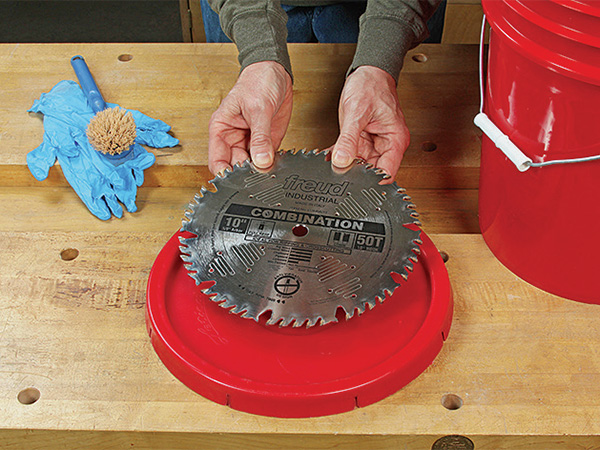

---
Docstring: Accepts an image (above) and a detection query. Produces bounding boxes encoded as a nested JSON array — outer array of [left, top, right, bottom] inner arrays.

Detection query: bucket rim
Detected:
[[482, 0, 600, 86], [550, 0, 600, 18], [507, 0, 600, 49]]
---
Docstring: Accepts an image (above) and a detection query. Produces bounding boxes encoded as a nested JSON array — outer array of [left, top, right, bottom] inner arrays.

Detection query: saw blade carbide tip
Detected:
[[356, 303, 366, 316], [306, 317, 320, 327]]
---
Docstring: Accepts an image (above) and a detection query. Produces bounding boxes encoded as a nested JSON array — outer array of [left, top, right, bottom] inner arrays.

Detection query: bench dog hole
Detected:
[[18, 388, 40, 405], [60, 248, 79, 261], [118, 54, 133, 62], [412, 53, 428, 63], [422, 141, 438, 152], [441, 393, 463, 410]]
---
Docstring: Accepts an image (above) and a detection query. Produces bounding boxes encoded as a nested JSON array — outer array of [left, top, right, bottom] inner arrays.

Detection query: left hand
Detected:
[[329, 66, 410, 182]]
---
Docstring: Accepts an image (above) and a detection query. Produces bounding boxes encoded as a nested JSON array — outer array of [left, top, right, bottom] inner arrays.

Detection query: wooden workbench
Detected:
[[1, 43, 599, 450]]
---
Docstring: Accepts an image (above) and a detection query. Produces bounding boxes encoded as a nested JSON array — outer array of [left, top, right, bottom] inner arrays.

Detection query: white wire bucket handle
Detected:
[[474, 15, 600, 172]]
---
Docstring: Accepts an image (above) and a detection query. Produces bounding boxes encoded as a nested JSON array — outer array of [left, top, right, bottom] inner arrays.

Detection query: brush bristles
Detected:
[[87, 107, 137, 155]]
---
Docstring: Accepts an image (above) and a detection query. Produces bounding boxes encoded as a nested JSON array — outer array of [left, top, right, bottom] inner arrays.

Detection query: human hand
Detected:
[[329, 66, 410, 182], [208, 61, 293, 174], [27, 80, 179, 220]]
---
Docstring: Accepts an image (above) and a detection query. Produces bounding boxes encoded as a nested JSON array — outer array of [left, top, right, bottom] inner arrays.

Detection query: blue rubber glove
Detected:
[[27, 80, 179, 220]]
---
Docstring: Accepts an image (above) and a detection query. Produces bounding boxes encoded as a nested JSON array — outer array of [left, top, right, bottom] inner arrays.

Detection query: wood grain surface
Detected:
[[2, 230, 600, 449], [1, 43, 599, 450], [0, 43, 481, 189]]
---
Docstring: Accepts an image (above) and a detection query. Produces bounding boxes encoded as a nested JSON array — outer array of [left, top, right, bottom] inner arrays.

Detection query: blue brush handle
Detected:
[[70, 55, 107, 113]]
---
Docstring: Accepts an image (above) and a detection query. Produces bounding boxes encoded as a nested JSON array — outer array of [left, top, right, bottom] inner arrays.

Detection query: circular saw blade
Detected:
[[180, 149, 421, 327]]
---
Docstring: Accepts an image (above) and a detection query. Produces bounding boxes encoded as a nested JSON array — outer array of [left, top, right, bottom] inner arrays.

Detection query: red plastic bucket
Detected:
[[479, 0, 600, 303]]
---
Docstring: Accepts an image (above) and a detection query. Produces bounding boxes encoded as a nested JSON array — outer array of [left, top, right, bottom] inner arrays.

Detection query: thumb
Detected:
[[248, 113, 274, 169], [332, 119, 363, 169]]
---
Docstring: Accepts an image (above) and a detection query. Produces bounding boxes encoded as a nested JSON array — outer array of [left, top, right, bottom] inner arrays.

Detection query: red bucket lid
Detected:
[[145, 229, 453, 418], [483, 0, 600, 85]]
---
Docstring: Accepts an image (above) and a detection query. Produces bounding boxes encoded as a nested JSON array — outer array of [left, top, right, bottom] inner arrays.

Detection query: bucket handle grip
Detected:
[[474, 15, 600, 171]]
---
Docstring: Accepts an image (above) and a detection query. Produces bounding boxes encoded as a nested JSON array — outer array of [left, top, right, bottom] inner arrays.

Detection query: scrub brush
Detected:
[[70, 55, 136, 156]]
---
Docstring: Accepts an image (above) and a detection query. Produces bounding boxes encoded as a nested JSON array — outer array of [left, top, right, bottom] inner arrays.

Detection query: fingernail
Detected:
[[254, 152, 272, 168], [333, 150, 352, 168]]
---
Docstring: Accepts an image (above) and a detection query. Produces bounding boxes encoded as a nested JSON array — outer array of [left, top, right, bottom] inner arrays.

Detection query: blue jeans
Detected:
[[201, 0, 446, 44]]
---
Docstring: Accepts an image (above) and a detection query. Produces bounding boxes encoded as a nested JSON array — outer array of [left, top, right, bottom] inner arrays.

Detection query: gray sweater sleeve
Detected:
[[207, 0, 441, 82], [349, 0, 441, 82], [207, 0, 293, 78]]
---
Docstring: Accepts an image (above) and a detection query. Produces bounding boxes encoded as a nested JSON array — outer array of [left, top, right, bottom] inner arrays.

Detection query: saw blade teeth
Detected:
[[413, 238, 424, 246], [278, 316, 292, 327], [266, 314, 279, 326], [179, 148, 424, 328]]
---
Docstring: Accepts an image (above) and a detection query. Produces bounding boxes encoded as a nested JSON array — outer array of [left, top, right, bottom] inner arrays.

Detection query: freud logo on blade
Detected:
[[273, 273, 302, 297], [283, 174, 349, 204]]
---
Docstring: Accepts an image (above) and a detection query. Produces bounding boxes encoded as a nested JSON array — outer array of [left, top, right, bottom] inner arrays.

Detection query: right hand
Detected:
[[208, 61, 293, 175]]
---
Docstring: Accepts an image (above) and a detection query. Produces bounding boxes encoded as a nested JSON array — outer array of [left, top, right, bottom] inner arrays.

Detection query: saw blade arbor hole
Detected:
[[292, 224, 309, 237]]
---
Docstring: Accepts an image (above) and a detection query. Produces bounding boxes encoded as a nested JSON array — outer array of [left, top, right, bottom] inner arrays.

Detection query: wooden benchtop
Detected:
[[1, 43, 599, 450], [0, 42, 480, 189]]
